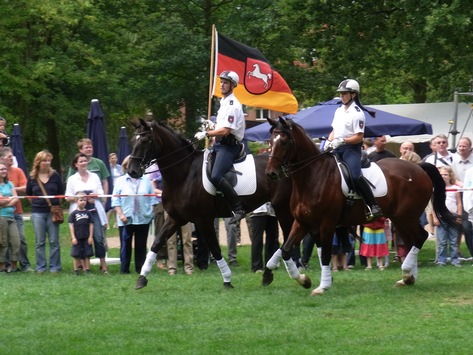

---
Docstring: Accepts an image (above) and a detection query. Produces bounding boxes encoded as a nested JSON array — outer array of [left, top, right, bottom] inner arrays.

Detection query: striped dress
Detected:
[[360, 218, 389, 257]]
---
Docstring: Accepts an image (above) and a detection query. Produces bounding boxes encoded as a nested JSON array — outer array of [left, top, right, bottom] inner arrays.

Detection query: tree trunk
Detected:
[[46, 117, 62, 177]]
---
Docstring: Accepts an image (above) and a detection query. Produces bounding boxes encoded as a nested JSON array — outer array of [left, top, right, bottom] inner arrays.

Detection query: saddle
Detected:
[[335, 154, 372, 192], [332, 153, 387, 198], [202, 149, 257, 196], [206, 144, 247, 188]]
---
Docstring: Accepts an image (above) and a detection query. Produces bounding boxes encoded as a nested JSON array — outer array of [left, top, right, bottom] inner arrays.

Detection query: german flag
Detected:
[[212, 30, 298, 114]]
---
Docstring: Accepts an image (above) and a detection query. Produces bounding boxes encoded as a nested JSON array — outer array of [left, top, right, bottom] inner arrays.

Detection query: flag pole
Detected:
[[204, 25, 216, 148], [207, 24, 216, 120]]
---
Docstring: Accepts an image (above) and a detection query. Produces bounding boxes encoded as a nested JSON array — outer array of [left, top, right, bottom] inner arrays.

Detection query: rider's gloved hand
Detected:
[[331, 138, 345, 149], [323, 141, 332, 152], [194, 131, 208, 141]]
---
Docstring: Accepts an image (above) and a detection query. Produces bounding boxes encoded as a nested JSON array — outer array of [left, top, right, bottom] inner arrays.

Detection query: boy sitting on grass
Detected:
[[68, 193, 94, 275]]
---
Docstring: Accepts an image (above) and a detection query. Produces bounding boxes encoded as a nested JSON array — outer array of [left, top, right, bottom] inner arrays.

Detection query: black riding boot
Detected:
[[356, 176, 382, 222], [217, 178, 246, 224]]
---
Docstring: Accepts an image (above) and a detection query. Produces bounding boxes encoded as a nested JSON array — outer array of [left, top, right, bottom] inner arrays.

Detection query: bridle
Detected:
[[269, 128, 329, 177], [128, 129, 157, 172], [129, 127, 199, 174]]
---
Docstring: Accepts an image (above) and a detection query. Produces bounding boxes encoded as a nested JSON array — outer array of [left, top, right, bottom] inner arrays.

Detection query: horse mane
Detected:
[[149, 120, 195, 151], [274, 116, 322, 154]]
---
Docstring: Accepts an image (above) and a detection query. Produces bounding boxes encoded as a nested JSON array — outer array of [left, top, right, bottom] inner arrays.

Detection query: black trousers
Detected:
[[119, 224, 150, 273], [249, 215, 279, 272]]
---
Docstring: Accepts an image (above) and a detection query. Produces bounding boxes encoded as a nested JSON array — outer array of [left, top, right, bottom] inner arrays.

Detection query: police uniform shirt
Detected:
[[331, 102, 365, 140], [216, 93, 245, 141]]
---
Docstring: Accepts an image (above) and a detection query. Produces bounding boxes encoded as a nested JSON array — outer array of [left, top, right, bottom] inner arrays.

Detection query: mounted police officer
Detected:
[[324, 79, 382, 221], [194, 70, 246, 224]]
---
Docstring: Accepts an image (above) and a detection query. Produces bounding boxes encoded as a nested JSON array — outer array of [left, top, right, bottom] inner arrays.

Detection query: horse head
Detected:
[[265, 116, 295, 180], [128, 118, 155, 178], [128, 118, 196, 179]]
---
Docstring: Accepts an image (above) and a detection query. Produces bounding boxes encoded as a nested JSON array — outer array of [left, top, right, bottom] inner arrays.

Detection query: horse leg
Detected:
[[311, 230, 334, 295], [263, 198, 294, 286], [197, 220, 234, 289], [394, 223, 427, 287], [135, 218, 179, 290], [262, 248, 281, 286], [277, 221, 312, 289]]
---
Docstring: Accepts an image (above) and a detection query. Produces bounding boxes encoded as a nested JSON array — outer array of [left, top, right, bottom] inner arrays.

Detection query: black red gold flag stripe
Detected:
[[212, 30, 298, 114]]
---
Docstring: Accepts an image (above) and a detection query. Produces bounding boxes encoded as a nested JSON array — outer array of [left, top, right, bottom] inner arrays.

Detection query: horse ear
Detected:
[[139, 118, 151, 131], [130, 120, 139, 129], [267, 117, 277, 127], [278, 116, 289, 129]]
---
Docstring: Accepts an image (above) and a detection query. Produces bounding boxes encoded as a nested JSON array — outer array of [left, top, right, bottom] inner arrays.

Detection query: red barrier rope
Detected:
[[0, 193, 162, 200]]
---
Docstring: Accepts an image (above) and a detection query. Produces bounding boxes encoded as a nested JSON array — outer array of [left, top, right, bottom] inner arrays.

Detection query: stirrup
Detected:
[[366, 205, 382, 222], [229, 210, 246, 224]]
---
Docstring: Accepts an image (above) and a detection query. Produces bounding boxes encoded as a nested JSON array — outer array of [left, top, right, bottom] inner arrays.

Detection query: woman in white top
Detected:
[[65, 153, 108, 273]]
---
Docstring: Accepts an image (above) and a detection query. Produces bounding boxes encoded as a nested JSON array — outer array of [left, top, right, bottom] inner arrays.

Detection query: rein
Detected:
[[289, 151, 330, 175], [131, 129, 200, 173], [269, 132, 330, 177]]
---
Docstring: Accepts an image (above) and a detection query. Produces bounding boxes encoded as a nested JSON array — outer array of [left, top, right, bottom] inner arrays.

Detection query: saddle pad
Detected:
[[202, 150, 257, 196], [336, 157, 388, 198]]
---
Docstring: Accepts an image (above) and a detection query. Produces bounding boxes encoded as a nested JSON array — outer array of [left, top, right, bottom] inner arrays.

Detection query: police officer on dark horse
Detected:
[[324, 79, 382, 221], [194, 70, 246, 224]]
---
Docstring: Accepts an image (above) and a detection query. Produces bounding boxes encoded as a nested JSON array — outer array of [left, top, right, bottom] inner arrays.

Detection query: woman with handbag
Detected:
[[26, 150, 64, 273], [65, 153, 108, 274]]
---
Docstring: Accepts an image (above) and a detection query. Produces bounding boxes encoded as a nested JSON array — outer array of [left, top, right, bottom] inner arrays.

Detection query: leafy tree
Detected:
[[0, 0, 471, 173]]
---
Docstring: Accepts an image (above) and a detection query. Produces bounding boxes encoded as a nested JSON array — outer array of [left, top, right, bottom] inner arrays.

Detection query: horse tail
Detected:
[[419, 162, 458, 230]]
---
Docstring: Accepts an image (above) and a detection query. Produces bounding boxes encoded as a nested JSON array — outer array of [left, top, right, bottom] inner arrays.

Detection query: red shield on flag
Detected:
[[244, 58, 273, 95]]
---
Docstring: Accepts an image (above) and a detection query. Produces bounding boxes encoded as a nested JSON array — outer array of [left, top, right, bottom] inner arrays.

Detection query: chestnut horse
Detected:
[[127, 119, 307, 290], [264, 117, 456, 295]]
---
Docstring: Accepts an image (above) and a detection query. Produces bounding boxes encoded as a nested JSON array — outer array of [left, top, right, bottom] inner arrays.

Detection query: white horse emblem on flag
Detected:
[[247, 64, 272, 89]]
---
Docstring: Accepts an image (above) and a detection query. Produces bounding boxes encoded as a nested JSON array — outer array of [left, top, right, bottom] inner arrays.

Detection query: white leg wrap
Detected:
[[216, 258, 232, 283], [402, 246, 420, 273], [317, 247, 323, 269], [140, 251, 157, 276], [266, 249, 282, 270], [411, 261, 418, 279], [284, 258, 300, 279], [319, 265, 332, 289]]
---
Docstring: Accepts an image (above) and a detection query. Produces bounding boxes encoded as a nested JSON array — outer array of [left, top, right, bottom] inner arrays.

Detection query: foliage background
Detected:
[[0, 0, 471, 170]]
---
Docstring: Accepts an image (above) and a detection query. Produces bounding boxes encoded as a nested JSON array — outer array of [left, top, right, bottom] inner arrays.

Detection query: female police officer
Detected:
[[324, 79, 382, 221]]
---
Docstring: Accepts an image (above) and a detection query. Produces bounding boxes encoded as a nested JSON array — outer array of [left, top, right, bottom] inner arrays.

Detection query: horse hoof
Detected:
[[395, 279, 406, 287], [297, 274, 312, 289], [223, 282, 234, 289], [262, 269, 274, 286], [135, 275, 148, 290], [310, 287, 326, 296], [402, 274, 416, 286]]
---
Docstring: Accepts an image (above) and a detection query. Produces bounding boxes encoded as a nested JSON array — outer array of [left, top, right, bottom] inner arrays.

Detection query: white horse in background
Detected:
[[247, 64, 272, 88]]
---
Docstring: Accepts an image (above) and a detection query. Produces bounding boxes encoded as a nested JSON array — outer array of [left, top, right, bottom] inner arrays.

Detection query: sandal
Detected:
[[101, 268, 109, 274]]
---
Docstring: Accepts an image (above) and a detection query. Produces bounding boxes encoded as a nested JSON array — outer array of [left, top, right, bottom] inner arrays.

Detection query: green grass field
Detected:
[[2, 219, 473, 354]]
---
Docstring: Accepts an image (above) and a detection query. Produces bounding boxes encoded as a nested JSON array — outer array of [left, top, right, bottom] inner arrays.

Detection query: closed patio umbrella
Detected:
[[117, 126, 131, 165], [87, 99, 112, 208], [11, 123, 28, 176]]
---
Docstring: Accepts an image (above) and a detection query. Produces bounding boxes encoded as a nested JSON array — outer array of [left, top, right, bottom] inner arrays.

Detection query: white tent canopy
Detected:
[[369, 102, 473, 146]]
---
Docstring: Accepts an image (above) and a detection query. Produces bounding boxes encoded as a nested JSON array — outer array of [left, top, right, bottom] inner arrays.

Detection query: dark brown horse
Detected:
[[127, 119, 307, 290], [264, 117, 456, 295]]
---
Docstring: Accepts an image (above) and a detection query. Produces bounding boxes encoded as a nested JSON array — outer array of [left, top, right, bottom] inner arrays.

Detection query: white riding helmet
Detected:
[[336, 79, 360, 94], [219, 71, 239, 87]]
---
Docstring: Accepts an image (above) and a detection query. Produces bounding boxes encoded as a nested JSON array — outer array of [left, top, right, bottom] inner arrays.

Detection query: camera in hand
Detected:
[[0, 131, 10, 147]]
